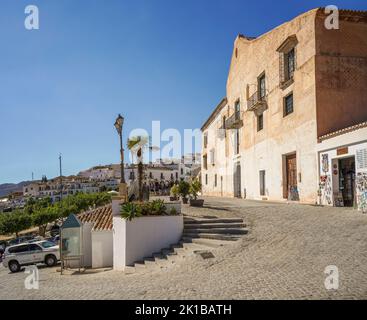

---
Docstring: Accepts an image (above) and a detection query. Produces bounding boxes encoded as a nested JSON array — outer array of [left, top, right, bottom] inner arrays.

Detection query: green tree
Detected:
[[178, 181, 190, 200], [128, 136, 149, 202], [24, 196, 52, 214], [32, 208, 59, 237], [0, 211, 32, 237], [189, 179, 202, 200]]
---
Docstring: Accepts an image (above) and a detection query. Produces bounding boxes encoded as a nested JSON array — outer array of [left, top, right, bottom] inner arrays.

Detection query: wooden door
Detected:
[[233, 163, 242, 198], [260, 170, 266, 196], [285, 154, 297, 199]]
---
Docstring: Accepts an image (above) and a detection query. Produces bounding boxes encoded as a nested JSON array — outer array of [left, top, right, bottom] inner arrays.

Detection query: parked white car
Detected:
[[2, 241, 60, 273]]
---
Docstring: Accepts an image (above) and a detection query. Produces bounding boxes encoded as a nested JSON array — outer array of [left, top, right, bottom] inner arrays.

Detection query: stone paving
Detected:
[[0, 197, 366, 300]]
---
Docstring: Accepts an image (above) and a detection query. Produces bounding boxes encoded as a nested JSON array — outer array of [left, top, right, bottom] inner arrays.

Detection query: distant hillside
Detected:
[[0, 181, 30, 197]]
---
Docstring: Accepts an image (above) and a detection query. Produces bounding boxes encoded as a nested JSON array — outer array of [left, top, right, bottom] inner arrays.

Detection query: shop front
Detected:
[[317, 128, 367, 212]]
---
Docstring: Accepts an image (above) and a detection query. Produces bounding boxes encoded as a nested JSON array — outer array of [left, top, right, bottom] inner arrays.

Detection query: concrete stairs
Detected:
[[183, 217, 248, 242], [124, 216, 248, 274], [125, 241, 212, 274]]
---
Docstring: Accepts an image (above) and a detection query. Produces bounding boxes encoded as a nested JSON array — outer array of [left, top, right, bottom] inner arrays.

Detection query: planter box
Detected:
[[164, 202, 181, 214], [189, 199, 205, 207], [113, 215, 183, 271]]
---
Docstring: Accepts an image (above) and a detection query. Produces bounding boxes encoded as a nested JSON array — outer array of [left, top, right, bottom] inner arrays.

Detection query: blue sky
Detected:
[[0, 0, 366, 184]]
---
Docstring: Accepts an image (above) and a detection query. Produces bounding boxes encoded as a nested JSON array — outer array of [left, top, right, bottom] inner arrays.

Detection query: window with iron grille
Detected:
[[286, 48, 295, 81], [221, 115, 227, 138], [234, 129, 240, 155], [215, 174, 217, 187], [210, 149, 215, 166], [277, 35, 298, 87], [257, 114, 264, 131], [235, 100, 241, 120], [203, 154, 208, 170], [204, 133, 208, 148], [258, 73, 266, 99], [284, 93, 294, 116], [205, 174, 208, 185]]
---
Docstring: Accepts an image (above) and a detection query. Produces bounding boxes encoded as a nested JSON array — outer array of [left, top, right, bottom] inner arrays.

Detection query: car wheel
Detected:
[[9, 260, 21, 273], [45, 255, 57, 267]]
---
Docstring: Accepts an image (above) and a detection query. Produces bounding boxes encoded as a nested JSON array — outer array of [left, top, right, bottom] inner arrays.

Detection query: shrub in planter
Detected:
[[189, 179, 204, 207], [170, 184, 179, 201], [178, 181, 190, 204], [121, 202, 143, 221], [149, 200, 167, 216], [121, 200, 179, 220], [169, 207, 177, 216]]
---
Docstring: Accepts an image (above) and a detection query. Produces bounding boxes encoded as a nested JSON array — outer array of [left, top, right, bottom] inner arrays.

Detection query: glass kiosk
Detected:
[[60, 214, 84, 274]]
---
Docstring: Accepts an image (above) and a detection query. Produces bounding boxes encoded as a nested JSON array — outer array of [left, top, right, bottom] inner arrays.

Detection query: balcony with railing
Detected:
[[247, 91, 268, 112], [225, 111, 243, 130]]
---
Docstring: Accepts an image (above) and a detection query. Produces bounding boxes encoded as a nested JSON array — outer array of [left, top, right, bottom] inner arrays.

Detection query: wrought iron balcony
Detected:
[[247, 91, 268, 112], [225, 111, 243, 130]]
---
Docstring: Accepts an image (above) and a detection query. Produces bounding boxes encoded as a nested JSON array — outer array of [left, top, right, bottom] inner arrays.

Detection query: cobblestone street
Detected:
[[1, 197, 366, 300]]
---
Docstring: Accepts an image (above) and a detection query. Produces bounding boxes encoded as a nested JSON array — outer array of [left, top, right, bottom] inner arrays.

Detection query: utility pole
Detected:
[[32, 172, 34, 181], [59, 154, 63, 201]]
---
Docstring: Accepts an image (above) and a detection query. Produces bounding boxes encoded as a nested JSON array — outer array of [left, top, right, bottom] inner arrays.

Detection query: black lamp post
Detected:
[[114, 114, 126, 184]]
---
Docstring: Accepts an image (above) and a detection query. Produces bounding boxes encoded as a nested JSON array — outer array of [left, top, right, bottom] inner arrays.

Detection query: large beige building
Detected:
[[201, 8, 367, 207]]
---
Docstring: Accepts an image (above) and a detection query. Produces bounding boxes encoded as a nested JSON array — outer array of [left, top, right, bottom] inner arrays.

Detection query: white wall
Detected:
[[82, 223, 93, 268], [113, 217, 127, 271], [113, 215, 183, 270], [91, 231, 113, 269]]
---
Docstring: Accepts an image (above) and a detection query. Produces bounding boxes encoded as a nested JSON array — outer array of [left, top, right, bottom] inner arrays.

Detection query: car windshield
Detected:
[[40, 241, 56, 248]]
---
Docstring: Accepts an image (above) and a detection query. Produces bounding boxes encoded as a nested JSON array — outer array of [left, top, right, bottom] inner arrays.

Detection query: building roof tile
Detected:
[[318, 121, 367, 142], [78, 204, 113, 231]]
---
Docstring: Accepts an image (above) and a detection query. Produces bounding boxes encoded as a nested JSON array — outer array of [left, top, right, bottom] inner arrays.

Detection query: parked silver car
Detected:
[[2, 241, 60, 273]]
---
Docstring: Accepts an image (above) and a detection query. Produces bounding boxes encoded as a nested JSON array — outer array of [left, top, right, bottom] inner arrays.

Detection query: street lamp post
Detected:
[[114, 114, 127, 199]]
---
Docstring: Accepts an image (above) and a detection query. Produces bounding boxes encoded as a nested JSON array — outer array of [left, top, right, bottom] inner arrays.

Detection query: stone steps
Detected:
[[125, 216, 248, 274], [183, 217, 247, 241], [126, 241, 212, 274], [181, 237, 232, 248], [184, 218, 243, 224], [182, 233, 242, 241], [184, 222, 246, 229], [183, 228, 248, 235]]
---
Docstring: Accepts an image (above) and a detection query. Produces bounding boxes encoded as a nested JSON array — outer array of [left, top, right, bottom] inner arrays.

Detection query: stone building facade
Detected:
[[201, 8, 367, 206]]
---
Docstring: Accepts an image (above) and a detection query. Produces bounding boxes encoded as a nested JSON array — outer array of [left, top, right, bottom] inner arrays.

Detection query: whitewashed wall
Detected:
[[91, 231, 113, 269], [113, 215, 183, 270], [82, 223, 93, 268]]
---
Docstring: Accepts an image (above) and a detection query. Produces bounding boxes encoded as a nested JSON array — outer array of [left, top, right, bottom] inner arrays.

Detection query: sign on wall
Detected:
[[337, 147, 349, 156]]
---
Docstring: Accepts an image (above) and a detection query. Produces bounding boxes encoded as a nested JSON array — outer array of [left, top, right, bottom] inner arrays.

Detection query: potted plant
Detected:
[[170, 184, 179, 201], [189, 179, 204, 207], [178, 181, 190, 204]]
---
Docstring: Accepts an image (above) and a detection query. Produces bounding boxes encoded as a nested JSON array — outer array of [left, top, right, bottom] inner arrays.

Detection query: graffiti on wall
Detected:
[[356, 172, 367, 213], [320, 175, 333, 205], [322, 154, 329, 173]]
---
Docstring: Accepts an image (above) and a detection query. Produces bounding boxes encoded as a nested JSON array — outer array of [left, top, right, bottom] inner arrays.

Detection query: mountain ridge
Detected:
[[0, 181, 30, 197]]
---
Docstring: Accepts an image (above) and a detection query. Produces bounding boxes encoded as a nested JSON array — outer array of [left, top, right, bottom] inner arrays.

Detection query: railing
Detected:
[[247, 91, 267, 112], [225, 112, 243, 130]]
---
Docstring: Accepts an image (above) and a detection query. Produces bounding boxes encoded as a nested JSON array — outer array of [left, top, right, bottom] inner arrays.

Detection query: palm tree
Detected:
[[127, 136, 158, 201]]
